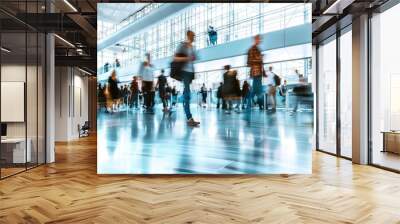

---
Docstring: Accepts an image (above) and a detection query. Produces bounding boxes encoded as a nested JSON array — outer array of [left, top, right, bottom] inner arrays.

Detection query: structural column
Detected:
[[46, 32, 55, 163], [45, 0, 55, 163], [312, 45, 317, 151], [352, 14, 369, 164]]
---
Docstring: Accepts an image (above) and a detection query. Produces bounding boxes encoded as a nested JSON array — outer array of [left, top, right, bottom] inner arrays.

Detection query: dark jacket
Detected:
[[158, 75, 167, 90], [200, 87, 207, 95], [217, 85, 222, 98], [222, 71, 241, 98], [108, 77, 121, 99], [242, 82, 250, 97]]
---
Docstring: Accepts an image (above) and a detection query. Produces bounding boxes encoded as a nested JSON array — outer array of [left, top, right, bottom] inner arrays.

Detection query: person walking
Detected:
[[140, 53, 155, 113], [165, 84, 172, 109], [115, 58, 121, 68], [278, 79, 288, 102], [216, 82, 223, 109], [221, 65, 232, 109], [241, 80, 251, 109], [97, 83, 105, 111], [200, 83, 207, 107], [221, 68, 241, 114], [104, 62, 110, 72], [291, 77, 308, 115], [171, 86, 178, 107], [173, 30, 200, 126], [122, 84, 129, 107], [130, 76, 140, 109], [156, 69, 169, 112], [265, 66, 279, 112], [107, 70, 121, 113], [247, 35, 265, 110]]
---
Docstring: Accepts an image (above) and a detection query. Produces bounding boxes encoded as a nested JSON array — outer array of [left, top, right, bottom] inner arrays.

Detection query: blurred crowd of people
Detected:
[[98, 31, 309, 126], [98, 70, 179, 114]]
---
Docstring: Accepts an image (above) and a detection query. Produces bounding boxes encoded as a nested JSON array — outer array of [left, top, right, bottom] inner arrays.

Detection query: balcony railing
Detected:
[[98, 3, 311, 75]]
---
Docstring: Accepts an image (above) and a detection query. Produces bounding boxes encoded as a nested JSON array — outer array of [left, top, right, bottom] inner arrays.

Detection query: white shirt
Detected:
[[265, 71, 275, 86], [177, 42, 196, 73], [141, 65, 154, 82]]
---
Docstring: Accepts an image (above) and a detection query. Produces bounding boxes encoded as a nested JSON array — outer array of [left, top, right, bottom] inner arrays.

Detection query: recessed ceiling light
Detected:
[[78, 68, 92, 76], [63, 0, 78, 12], [323, 0, 354, 15], [54, 34, 75, 48]]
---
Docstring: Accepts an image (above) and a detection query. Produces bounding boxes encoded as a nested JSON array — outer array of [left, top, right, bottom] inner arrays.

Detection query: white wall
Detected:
[[1, 64, 46, 164], [54, 67, 89, 141], [72, 73, 89, 138], [1, 65, 26, 138], [55, 67, 69, 141], [1, 65, 44, 136]]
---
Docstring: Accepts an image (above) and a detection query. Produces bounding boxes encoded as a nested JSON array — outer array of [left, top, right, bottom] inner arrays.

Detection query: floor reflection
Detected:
[[97, 106, 313, 174]]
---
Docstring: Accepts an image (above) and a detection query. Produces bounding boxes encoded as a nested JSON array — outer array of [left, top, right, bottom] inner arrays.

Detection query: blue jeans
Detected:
[[172, 95, 177, 106], [182, 71, 193, 120], [130, 92, 139, 108], [251, 76, 263, 108], [242, 93, 250, 108]]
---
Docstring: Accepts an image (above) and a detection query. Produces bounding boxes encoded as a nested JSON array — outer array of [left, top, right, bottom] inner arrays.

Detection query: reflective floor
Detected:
[[97, 105, 313, 174]]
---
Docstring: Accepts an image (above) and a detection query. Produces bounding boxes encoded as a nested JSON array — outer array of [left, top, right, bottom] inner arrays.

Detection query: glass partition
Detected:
[[317, 35, 337, 154], [370, 4, 400, 171], [27, 31, 38, 169], [0, 1, 46, 179], [339, 28, 352, 158], [1, 31, 28, 177]]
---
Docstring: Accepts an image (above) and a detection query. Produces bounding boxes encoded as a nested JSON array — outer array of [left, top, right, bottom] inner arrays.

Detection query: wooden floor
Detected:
[[1, 135, 400, 224]]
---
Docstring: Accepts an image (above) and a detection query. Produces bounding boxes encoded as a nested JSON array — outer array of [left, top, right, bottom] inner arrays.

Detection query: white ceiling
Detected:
[[97, 3, 149, 24]]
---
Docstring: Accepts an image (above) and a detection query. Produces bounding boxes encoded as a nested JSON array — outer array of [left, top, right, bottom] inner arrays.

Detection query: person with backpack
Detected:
[[265, 66, 280, 112], [172, 30, 200, 126]]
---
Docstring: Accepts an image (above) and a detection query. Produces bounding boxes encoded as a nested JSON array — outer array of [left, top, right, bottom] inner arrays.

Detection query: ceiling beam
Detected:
[[55, 55, 96, 70], [67, 13, 97, 39], [322, 0, 356, 14]]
